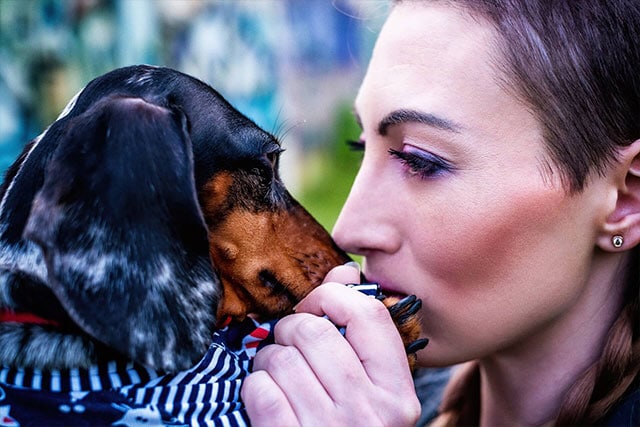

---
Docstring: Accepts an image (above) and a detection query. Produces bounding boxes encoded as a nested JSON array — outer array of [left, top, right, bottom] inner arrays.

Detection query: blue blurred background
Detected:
[[0, 0, 390, 229]]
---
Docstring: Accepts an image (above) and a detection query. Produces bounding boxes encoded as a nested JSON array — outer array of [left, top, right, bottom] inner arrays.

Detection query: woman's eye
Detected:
[[388, 148, 453, 179], [345, 139, 365, 152]]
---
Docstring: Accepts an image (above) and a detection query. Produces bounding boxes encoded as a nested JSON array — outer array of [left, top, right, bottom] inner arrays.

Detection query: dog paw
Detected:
[[378, 293, 428, 372]]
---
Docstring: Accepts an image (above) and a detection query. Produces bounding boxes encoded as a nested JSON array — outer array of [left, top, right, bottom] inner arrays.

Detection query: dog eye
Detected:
[[266, 148, 283, 166]]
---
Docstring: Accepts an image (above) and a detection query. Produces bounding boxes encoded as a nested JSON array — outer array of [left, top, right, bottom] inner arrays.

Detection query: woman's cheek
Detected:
[[414, 185, 578, 363]]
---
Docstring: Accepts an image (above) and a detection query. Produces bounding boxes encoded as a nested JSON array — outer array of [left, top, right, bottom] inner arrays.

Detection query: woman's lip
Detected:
[[364, 276, 408, 299], [382, 290, 410, 300]]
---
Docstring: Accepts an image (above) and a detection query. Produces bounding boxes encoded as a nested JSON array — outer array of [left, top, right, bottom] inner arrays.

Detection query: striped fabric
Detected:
[[0, 284, 379, 426]]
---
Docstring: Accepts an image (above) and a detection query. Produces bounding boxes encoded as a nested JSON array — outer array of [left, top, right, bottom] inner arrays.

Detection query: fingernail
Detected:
[[406, 338, 429, 354], [344, 261, 360, 272]]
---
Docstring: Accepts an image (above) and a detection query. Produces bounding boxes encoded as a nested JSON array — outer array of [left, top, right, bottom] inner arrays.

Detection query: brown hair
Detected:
[[394, 0, 640, 424]]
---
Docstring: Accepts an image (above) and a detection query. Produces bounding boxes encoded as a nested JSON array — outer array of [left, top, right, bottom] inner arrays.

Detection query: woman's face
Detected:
[[332, 2, 614, 366]]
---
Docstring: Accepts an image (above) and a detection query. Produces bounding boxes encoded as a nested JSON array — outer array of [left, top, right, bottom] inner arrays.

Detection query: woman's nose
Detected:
[[332, 166, 400, 256]]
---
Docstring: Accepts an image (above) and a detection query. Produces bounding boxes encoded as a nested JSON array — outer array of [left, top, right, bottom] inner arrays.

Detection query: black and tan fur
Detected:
[[0, 65, 422, 373]]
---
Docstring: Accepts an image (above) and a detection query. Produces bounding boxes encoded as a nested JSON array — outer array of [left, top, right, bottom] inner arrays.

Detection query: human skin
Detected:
[[242, 264, 422, 425], [336, 0, 627, 369], [243, 2, 640, 426]]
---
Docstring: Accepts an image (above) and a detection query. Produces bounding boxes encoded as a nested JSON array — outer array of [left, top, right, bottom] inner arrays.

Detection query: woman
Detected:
[[242, 0, 640, 425]]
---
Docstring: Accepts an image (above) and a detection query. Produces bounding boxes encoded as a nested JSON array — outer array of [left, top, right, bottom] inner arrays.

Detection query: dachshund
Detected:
[[0, 65, 424, 374]]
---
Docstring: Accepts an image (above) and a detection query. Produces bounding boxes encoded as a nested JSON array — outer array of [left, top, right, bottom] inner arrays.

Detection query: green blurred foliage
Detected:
[[298, 103, 362, 234]]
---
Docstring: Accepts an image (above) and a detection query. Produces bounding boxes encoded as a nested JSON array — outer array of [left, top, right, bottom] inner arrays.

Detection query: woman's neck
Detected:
[[477, 253, 627, 427]]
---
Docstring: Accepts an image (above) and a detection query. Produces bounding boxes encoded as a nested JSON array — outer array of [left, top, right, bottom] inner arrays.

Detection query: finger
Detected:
[[321, 262, 361, 285], [250, 342, 335, 425], [242, 369, 299, 427], [294, 283, 413, 392], [271, 312, 370, 404]]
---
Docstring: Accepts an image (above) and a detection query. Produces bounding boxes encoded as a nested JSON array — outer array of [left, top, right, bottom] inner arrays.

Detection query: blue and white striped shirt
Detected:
[[0, 283, 380, 426]]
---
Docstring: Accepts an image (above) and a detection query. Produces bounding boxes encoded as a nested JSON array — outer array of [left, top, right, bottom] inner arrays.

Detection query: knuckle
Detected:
[[262, 345, 302, 370], [333, 391, 420, 427], [241, 372, 299, 427], [294, 315, 338, 341], [394, 395, 422, 426], [252, 344, 300, 372], [367, 298, 393, 322], [241, 372, 274, 407], [333, 405, 373, 426]]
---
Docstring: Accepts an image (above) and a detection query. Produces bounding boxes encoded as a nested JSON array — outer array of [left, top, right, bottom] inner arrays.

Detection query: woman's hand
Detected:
[[241, 264, 421, 426]]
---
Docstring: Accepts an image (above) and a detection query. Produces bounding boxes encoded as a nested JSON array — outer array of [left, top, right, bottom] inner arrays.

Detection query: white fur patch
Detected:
[[0, 241, 47, 283], [125, 66, 159, 87]]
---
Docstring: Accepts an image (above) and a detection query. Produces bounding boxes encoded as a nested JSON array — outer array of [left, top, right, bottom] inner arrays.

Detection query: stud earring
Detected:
[[612, 235, 624, 248]]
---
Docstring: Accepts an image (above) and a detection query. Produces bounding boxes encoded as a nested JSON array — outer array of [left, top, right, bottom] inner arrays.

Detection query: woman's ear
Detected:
[[598, 139, 640, 252]]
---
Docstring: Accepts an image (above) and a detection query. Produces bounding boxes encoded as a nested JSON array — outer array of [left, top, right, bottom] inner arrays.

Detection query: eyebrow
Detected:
[[377, 109, 462, 135]]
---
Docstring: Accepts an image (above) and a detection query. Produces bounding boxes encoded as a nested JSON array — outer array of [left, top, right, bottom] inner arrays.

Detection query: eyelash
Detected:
[[388, 148, 453, 179], [345, 139, 452, 179], [346, 139, 365, 151]]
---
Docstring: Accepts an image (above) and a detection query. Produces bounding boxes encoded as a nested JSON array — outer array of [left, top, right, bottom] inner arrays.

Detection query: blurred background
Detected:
[[0, 4, 452, 422], [0, 0, 391, 230]]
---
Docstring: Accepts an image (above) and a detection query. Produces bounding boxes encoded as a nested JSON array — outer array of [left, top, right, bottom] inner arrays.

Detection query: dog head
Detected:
[[23, 96, 219, 371], [0, 65, 350, 369], [200, 145, 351, 323]]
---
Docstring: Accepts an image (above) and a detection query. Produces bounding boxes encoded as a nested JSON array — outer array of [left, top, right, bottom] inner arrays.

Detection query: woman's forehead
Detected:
[[379, 2, 495, 53], [355, 3, 508, 125]]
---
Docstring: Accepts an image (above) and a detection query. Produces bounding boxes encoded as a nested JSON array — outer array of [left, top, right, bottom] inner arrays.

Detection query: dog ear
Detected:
[[23, 96, 220, 372]]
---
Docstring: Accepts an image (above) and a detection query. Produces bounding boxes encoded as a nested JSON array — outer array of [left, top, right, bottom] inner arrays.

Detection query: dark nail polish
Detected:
[[406, 338, 429, 354]]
